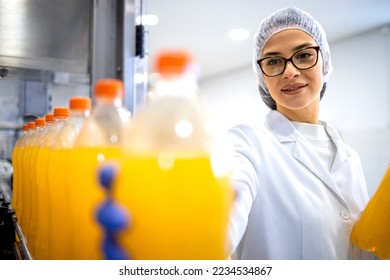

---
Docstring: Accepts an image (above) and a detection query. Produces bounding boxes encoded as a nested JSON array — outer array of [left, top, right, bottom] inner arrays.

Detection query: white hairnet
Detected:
[[253, 7, 333, 109]]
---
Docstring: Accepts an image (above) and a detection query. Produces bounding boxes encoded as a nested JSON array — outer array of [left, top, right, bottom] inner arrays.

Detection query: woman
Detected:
[[228, 7, 374, 259]]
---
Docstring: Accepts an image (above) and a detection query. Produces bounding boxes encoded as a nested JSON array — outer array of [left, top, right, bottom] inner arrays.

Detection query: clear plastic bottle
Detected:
[[113, 50, 234, 259], [69, 79, 131, 259], [351, 165, 390, 259], [19, 121, 37, 241], [28, 117, 46, 256], [15, 122, 34, 230], [48, 96, 91, 260], [39, 108, 70, 259], [34, 113, 55, 259], [11, 124, 29, 212]]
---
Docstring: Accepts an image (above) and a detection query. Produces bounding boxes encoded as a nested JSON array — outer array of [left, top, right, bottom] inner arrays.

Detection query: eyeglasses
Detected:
[[257, 46, 320, 77]]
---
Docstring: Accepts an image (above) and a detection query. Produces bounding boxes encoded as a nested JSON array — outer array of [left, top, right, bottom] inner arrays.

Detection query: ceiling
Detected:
[[146, 0, 390, 82]]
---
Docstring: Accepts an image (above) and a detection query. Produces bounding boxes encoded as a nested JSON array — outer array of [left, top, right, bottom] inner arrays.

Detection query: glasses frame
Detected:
[[257, 46, 320, 77]]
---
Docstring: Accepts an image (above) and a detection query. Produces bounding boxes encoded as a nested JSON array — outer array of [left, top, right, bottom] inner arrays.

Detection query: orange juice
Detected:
[[20, 145, 33, 240], [351, 165, 390, 259], [34, 113, 55, 259], [113, 154, 234, 260], [34, 147, 51, 259], [15, 141, 27, 220], [28, 145, 40, 255], [11, 145, 20, 210], [11, 124, 28, 212], [68, 146, 122, 259], [26, 118, 46, 256], [47, 148, 71, 259], [15, 122, 35, 232]]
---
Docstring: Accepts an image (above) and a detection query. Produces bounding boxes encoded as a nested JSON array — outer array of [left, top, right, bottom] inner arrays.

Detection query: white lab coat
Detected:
[[228, 110, 373, 259]]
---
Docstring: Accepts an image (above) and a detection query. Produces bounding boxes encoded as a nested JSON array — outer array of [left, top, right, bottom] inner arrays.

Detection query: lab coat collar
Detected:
[[264, 110, 350, 207], [264, 110, 350, 169]]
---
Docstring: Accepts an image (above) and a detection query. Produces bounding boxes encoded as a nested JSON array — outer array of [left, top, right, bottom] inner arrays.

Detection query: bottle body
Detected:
[[115, 154, 233, 259], [69, 80, 130, 259], [351, 165, 390, 259], [47, 99, 91, 260], [113, 76, 234, 259]]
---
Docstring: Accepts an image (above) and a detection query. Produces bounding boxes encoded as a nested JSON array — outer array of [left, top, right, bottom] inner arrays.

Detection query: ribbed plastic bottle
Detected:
[[48, 96, 92, 260], [70, 79, 131, 259], [351, 165, 390, 259], [113, 50, 234, 259], [19, 121, 37, 241], [35, 108, 70, 259], [14, 122, 34, 229], [11, 124, 29, 212], [28, 117, 46, 256], [34, 113, 55, 259]]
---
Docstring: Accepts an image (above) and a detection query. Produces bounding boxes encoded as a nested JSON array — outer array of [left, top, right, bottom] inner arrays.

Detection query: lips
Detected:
[[281, 83, 307, 92]]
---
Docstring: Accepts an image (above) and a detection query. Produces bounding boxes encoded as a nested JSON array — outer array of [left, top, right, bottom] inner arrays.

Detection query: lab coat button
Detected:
[[340, 210, 351, 220]]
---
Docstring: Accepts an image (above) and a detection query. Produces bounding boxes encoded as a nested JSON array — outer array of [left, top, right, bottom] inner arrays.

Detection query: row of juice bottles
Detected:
[[11, 80, 131, 260], [11, 50, 235, 260]]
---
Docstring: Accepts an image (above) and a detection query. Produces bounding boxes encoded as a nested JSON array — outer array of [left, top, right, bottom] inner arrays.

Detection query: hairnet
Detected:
[[253, 7, 333, 109]]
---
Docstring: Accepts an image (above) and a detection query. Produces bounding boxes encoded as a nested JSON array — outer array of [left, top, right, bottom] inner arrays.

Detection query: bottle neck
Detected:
[[70, 109, 91, 118], [95, 96, 123, 108], [151, 74, 198, 100]]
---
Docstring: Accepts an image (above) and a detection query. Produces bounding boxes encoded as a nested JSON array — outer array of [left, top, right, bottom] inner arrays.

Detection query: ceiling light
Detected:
[[135, 14, 159, 26], [228, 28, 250, 41]]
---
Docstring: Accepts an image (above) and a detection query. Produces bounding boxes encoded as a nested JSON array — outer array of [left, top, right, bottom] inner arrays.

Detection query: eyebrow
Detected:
[[262, 42, 315, 58]]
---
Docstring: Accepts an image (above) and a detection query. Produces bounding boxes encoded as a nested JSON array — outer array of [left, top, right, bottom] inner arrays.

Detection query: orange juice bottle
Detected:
[[351, 165, 390, 259], [11, 124, 29, 212], [48, 96, 91, 260], [14, 123, 34, 228], [113, 50, 234, 259], [28, 117, 46, 256], [34, 113, 55, 259], [19, 121, 37, 242], [69, 79, 131, 259], [43, 108, 70, 259]]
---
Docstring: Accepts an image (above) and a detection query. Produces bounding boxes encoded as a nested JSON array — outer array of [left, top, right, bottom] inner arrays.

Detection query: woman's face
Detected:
[[261, 29, 324, 121]]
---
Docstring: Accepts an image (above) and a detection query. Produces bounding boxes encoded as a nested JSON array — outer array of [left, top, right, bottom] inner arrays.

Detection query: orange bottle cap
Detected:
[[154, 50, 195, 76], [45, 113, 55, 123], [22, 124, 29, 131], [69, 96, 92, 111], [28, 121, 36, 129], [95, 79, 124, 99], [53, 107, 71, 118], [35, 118, 46, 127]]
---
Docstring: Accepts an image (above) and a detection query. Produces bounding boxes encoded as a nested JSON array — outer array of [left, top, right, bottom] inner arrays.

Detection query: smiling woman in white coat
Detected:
[[228, 6, 374, 259]]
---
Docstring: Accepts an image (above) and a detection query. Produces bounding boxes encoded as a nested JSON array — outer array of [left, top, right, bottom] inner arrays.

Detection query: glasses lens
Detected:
[[260, 57, 285, 77], [259, 47, 319, 77], [292, 48, 318, 70]]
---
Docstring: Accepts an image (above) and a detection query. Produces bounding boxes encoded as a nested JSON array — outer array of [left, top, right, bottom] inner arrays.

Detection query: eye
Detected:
[[295, 50, 315, 61], [266, 57, 284, 66]]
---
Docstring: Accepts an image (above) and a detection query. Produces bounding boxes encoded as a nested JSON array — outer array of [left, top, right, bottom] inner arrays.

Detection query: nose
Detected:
[[282, 61, 300, 79]]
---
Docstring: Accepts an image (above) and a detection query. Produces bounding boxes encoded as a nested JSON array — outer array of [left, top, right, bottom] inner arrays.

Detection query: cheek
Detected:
[[311, 66, 324, 92], [263, 76, 278, 92]]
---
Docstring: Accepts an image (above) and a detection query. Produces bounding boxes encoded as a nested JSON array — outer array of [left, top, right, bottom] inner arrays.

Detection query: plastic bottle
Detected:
[[48, 96, 91, 260], [34, 113, 55, 259], [19, 121, 37, 241], [33, 108, 70, 259], [112, 50, 234, 259], [351, 165, 390, 259], [69, 79, 131, 259], [11, 124, 29, 212], [14, 122, 34, 229], [28, 117, 46, 256]]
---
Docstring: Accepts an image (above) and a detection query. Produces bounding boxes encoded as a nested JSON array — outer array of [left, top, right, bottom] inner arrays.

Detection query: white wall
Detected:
[[199, 26, 390, 197]]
